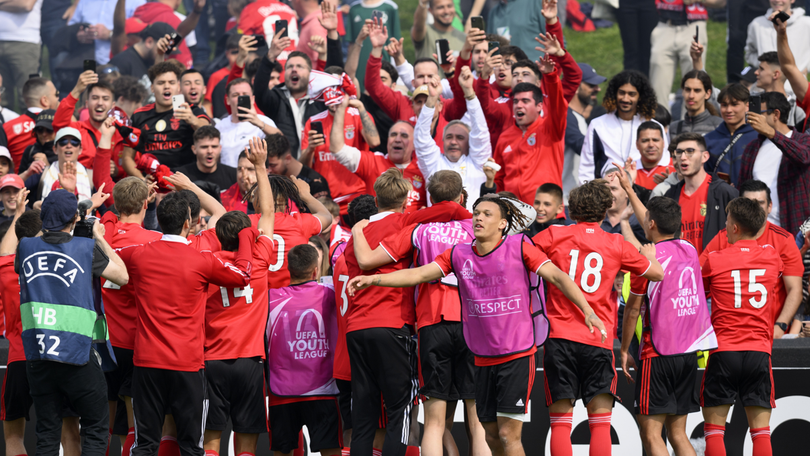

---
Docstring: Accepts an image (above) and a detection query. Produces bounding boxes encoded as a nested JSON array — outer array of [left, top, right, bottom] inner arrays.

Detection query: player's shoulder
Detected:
[[134, 103, 155, 115], [764, 222, 792, 240]]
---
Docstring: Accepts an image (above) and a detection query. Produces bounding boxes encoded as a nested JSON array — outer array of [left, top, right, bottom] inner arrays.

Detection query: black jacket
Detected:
[[663, 174, 738, 249], [254, 56, 326, 158]]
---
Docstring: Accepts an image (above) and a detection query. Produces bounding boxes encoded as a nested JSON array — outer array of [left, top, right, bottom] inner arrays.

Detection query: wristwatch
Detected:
[[775, 322, 788, 332]]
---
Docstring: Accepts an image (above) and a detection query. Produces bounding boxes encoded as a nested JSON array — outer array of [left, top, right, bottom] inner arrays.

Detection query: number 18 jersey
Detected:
[[533, 222, 651, 348]]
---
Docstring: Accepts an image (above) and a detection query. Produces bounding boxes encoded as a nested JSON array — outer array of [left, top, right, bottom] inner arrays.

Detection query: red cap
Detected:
[[126, 18, 147, 35], [0, 174, 24, 191]]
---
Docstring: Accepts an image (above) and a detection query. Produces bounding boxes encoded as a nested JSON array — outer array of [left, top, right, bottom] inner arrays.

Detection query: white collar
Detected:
[[369, 211, 395, 222], [161, 234, 191, 244]]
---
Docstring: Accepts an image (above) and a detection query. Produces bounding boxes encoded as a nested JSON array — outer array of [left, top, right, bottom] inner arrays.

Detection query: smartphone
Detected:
[[311, 121, 324, 138], [251, 34, 267, 49], [372, 10, 383, 22], [772, 11, 790, 23], [28, 73, 40, 79], [172, 95, 185, 111], [237, 95, 251, 120], [435, 39, 450, 65], [165, 32, 180, 54], [749, 95, 761, 115], [694, 25, 699, 43], [275, 20, 288, 39], [488, 41, 500, 56], [470, 16, 485, 32], [84, 59, 97, 73]]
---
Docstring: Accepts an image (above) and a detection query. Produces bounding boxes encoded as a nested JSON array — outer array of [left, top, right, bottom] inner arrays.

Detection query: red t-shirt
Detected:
[[0, 255, 23, 363], [355, 152, 426, 214], [533, 223, 652, 348], [118, 237, 251, 371], [332, 254, 351, 381], [303, 109, 369, 214], [238, 0, 298, 68], [433, 239, 550, 366], [205, 236, 274, 360], [102, 212, 163, 350], [634, 162, 674, 191], [205, 67, 230, 103], [3, 113, 36, 172], [250, 212, 323, 288], [701, 240, 783, 354], [188, 228, 222, 252], [679, 174, 711, 254], [700, 221, 803, 324]]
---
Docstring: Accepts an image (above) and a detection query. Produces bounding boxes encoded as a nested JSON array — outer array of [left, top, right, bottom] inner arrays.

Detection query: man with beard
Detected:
[[221, 151, 257, 213], [563, 63, 605, 201], [255, 30, 326, 157], [411, 0, 466, 65], [579, 70, 670, 185], [53, 71, 122, 173], [177, 126, 236, 191]]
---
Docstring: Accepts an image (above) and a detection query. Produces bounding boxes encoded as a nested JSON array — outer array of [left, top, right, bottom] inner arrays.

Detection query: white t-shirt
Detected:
[[752, 130, 792, 226], [0, 0, 43, 43], [214, 115, 276, 168]]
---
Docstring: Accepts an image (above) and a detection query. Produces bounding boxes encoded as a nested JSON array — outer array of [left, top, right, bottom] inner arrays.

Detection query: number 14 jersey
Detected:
[[533, 222, 651, 348]]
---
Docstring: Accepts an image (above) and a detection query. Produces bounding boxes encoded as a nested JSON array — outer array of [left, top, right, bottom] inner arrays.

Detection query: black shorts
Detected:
[[336, 379, 387, 431], [542, 338, 618, 407], [106, 347, 135, 400], [635, 354, 699, 416], [701, 351, 774, 409], [112, 397, 129, 435], [474, 353, 535, 423], [1, 361, 32, 421], [418, 322, 475, 401], [268, 399, 343, 453], [205, 357, 267, 433]]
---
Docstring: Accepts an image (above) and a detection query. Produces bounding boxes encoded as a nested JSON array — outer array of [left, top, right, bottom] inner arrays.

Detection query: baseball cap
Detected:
[[412, 85, 430, 99], [739, 66, 758, 84], [139, 22, 176, 41], [0, 174, 24, 191], [54, 127, 82, 144], [35, 110, 55, 130], [0, 146, 13, 169], [579, 63, 607, 86], [126, 17, 147, 35], [40, 189, 79, 231]]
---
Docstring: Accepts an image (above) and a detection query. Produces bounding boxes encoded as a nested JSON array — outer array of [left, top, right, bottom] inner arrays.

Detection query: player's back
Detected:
[[702, 240, 783, 354], [533, 222, 651, 347], [251, 212, 323, 288]]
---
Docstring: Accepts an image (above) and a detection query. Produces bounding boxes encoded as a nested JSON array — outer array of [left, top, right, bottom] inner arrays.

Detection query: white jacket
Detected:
[[413, 98, 491, 210], [41, 161, 93, 202], [746, 8, 810, 72]]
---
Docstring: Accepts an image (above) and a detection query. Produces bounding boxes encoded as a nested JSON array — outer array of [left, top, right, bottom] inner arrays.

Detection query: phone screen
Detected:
[[275, 20, 288, 38]]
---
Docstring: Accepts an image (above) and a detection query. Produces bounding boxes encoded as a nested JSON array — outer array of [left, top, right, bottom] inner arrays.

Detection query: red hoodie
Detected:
[[133, 2, 193, 69], [53, 93, 124, 171]]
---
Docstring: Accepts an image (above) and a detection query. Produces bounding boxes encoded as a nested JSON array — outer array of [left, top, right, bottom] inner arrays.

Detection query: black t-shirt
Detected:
[[297, 166, 331, 201], [176, 162, 237, 193], [131, 103, 212, 170], [109, 46, 153, 80]]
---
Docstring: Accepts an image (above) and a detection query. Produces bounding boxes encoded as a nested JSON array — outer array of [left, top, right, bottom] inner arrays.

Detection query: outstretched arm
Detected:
[[347, 262, 443, 295], [351, 220, 394, 270], [774, 12, 808, 103], [293, 176, 332, 234], [245, 137, 275, 237], [620, 292, 642, 383], [163, 172, 227, 228]]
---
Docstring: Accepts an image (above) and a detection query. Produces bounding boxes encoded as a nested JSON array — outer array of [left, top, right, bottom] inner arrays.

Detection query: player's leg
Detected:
[[490, 355, 533, 456], [702, 405, 731, 456], [700, 352, 741, 456], [740, 352, 775, 456], [664, 415, 696, 456], [168, 370, 207, 456], [744, 407, 772, 456], [228, 358, 266, 456], [580, 341, 618, 456], [480, 421, 504, 456], [116, 348, 138, 456], [374, 327, 416, 456], [637, 414, 667, 456], [62, 417, 82, 456], [131, 367, 168, 456], [233, 433, 260, 455], [2, 361, 32, 456], [269, 401, 305, 456], [495, 417, 524, 456], [203, 430, 222, 454], [335, 379, 353, 452], [302, 399, 343, 456], [160, 415, 181, 456], [347, 329, 382, 456], [544, 339, 582, 456], [585, 394, 614, 456], [451, 323, 486, 456], [203, 360, 229, 455], [4, 419, 27, 456], [26, 361, 67, 456], [423, 398, 448, 456], [443, 401, 460, 456], [419, 323, 456, 456], [463, 400, 489, 456]]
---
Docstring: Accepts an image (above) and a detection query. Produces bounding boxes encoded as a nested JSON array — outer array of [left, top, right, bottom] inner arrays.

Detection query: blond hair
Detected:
[[374, 168, 412, 210], [113, 177, 149, 216]]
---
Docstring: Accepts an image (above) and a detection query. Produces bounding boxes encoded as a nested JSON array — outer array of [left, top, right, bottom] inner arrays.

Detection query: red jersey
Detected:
[[344, 202, 471, 332], [302, 109, 369, 213], [355, 151, 426, 214], [700, 221, 802, 324], [188, 228, 222, 252], [221, 183, 247, 213], [0, 255, 23, 363], [332, 254, 351, 381], [238, 0, 298, 67], [533, 223, 652, 348], [101, 211, 163, 350], [118, 236, 252, 371], [205, 236, 274, 360], [492, 68, 568, 205], [249, 211, 323, 288], [701, 240, 783, 354], [3, 112, 37, 172], [634, 160, 674, 191], [205, 67, 230, 103], [679, 174, 711, 255]]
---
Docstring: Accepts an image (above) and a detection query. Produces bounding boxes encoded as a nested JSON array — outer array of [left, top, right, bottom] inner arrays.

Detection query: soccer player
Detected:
[[700, 198, 782, 456], [119, 192, 256, 456], [266, 244, 341, 456], [618, 194, 717, 456], [203, 137, 276, 456], [532, 179, 664, 456], [347, 195, 606, 456], [350, 171, 487, 456]]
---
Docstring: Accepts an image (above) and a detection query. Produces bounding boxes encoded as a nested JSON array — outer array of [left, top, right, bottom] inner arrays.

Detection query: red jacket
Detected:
[[493, 68, 568, 204], [133, 2, 193, 69], [54, 93, 124, 171], [2, 112, 37, 173]]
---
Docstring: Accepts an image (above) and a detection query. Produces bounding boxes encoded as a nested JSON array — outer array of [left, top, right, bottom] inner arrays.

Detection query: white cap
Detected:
[[54, 127, 82, 144]]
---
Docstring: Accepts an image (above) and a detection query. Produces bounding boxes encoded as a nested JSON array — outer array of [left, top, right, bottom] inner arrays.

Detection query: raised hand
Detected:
[[770, 10, 788, 33], [535, 33, 564, 58], [690, 40, 704, 64], [427, 75, 442, 99], [432, 51, 455, 74], [482, 48, 503, 79], [541, 0, 559, 22], [246, 137, 268, 167], [156, 34, 173, 57], [90, 182, 110, 212], [269, 27, 291, 61], [291, 175, 311, 197], [537, 54, 556, 74], [163, 172, 193, 191], [318, 0, 338, 32], [238, 35, 258, 64], [640, 243, 657, 261], [624, 157, 637, 185], [100, 117, 116, 138], [368, 18, 389, 48], [308, 34, 327, 57], [58, 161, 78, 194], [72, 70, 99, 97], [15, 188, 29, 217], [458, 66, 474, 92], [355, 19, 373, 45], [385, 37, 405, 65]]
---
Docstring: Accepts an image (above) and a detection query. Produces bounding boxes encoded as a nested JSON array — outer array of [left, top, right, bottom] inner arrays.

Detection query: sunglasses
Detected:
[[57, 138, 81, 147], [672, 147, 701, 157]]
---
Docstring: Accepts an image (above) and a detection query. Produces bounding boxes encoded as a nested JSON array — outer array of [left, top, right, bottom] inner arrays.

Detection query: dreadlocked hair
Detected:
[[244, 175, 310, 213], [472, 195, 532, 235]]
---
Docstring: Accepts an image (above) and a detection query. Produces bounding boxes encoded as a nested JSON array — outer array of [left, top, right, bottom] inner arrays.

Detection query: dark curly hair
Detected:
[[568, 179, 613, 223], [472, 195, 532, 235], [602, 70, 658, 120]]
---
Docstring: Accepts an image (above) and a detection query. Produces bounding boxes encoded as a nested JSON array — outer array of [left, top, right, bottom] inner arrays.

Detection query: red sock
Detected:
[[750, 427, 772, 456], [236, 453, 254, 456], [405, 446, 420, 456], [587, 412, 611, 456], [341, 449, 351, 456], [106, 429, 113, 456], [549, 413, 573, 456], [372, 448, 382, 456], [205, 451, 219, 456], [122, 428, 136, 456], [159, 436, 181, 456], [704, 424, 726, 456]]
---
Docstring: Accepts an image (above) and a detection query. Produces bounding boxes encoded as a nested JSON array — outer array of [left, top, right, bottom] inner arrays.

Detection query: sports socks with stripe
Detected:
[[158, 435, 180, 456], [587, 412, 611, 456], [122, 428, 135, 456], [704, 423, 726, 456], [549, 412, 573, 456], [750, 427, 772, 456]]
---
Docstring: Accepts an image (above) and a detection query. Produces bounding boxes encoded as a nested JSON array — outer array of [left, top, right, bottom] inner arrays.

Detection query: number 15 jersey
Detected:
[[533, 222, 651, 348]]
